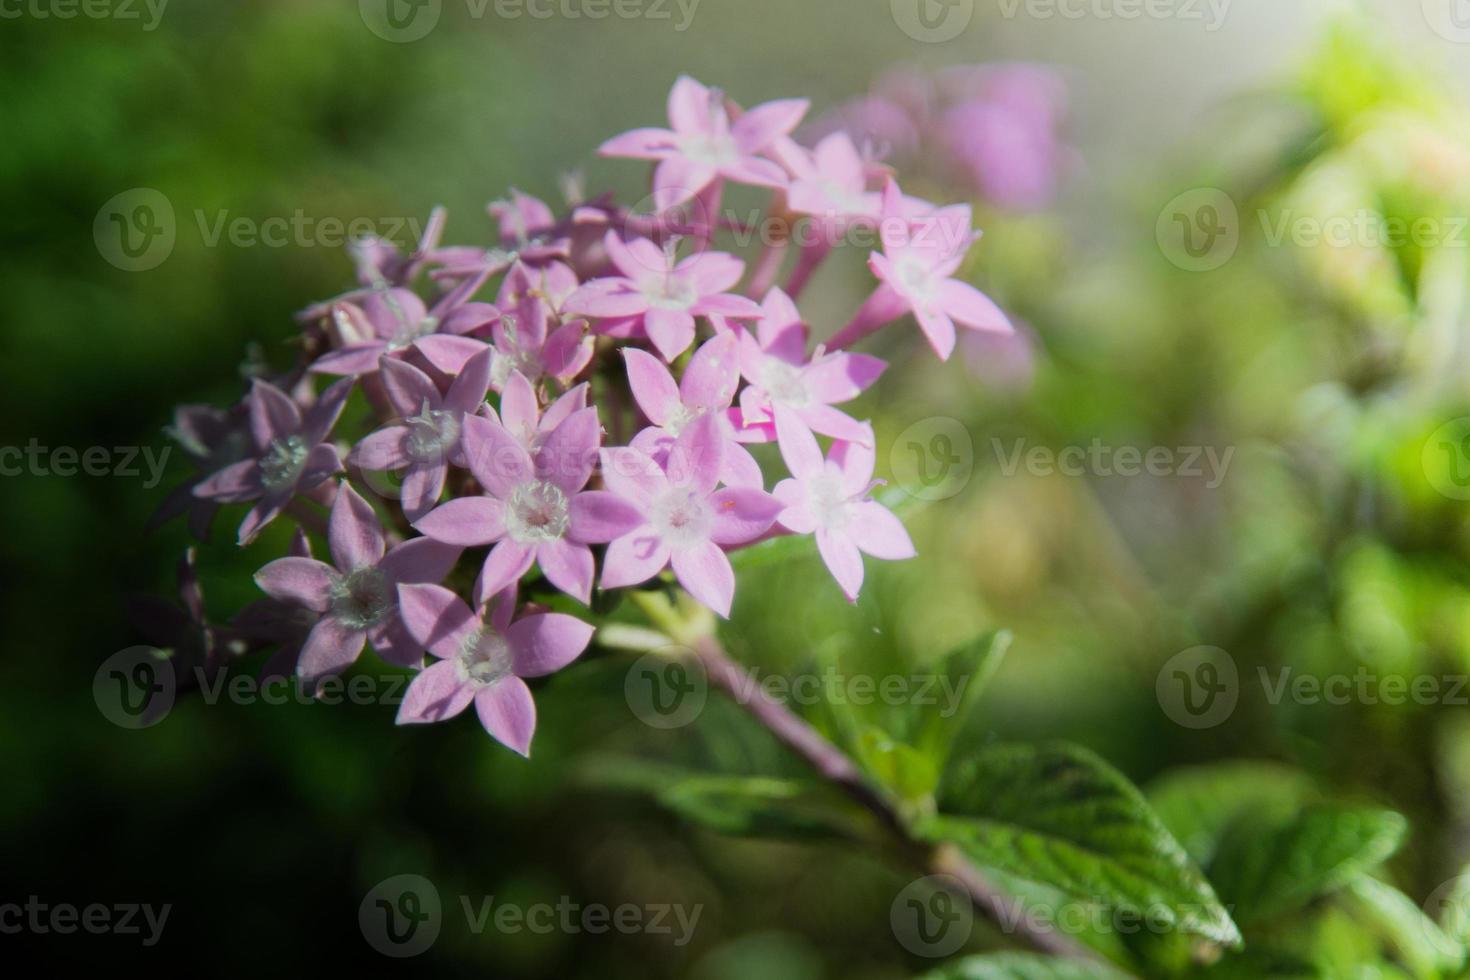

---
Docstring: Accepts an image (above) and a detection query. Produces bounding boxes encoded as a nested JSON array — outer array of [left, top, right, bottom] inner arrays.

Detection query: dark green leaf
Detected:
[[1147, 761, 1318, 867], [656, 775, 878, 842], [920, 742, 1241, 948], [917, 952, 1129, 980]]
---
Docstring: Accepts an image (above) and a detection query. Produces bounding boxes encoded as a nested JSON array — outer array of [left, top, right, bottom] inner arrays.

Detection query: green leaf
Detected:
[[1342, 875, 1464, 979], [913, 631, 1011, 761], [1207, 804, 1408, 925], [916, 952, 1129, 980], [1147, 761, 1318, 867], [853, 726, 941, 806], [655, 775, 878, 842], [920, 742, 1241, 949]]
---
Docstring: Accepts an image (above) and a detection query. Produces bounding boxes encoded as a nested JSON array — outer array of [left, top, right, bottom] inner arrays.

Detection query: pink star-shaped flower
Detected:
[[412, 410, 642, 605], [600, 75, 808, 211], [771, 412, 915, 602], [600, 414, 784, 617], [396, 584, 593, 756], [252, 483, 462, 689], [347, 347, 494, 521], [563, 231, 762, 361], [313, 280, 498, 377]]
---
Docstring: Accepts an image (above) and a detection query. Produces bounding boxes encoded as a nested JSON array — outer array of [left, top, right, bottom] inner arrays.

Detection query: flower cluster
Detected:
[[149, 76, 1014, 755]]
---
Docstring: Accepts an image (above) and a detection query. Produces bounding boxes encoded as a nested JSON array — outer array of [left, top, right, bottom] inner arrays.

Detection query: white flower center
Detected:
[[678, 132, 739, 167], [456, 628, 513, 689], [662, 402, 703, 436], [895, 256, 938, 306], [643, 273, 699, 311], [330, 567, 392, 631], [404, 405, 460, 464], [505, 480, 570, 544], [387, 315, 438, 352], [259, 435, 309, 491], [807, 472, 855, 533], [759, 359, 810, 408], [650, 486, 713, 548]]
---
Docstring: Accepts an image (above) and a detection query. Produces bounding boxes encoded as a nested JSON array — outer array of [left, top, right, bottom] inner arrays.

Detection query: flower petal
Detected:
[[708, 487, 784, 545], [413, 496, 505, 547], [254, 557, 336, 612], [474, 676, 537, 756], [297, 617, 367, 690], [600, 528, 671, 589], [396, 660, 475, 724], [679, 332, 740, 411], [644, 308, 697, 362], [461, 414, 534, 498], [816, 527, 864, 602], [623, 348, 680, 426], [508, 612, 594, 677], [569, 490, 646, 543], [536, 407, 601, 494], [378, 537, 462, 585], [249, 380, 302, 449], [475, 540, 536, 606], [396, 582, 478, 659], [849, 501, 916, 560], [329, 483, 386, 571], [670, 540, 735, 618], [535, 539, 595, 604]]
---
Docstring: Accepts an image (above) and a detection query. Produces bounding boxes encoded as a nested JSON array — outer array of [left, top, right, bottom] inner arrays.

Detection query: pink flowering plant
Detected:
[[138, 77, 1252, 975]]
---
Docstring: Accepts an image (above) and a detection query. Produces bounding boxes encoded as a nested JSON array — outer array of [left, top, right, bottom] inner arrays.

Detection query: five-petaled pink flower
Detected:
[[600, 414, 784, 617], [838, 179, 1013, 360], [252, 483, 462, 689], [194, 377, 354, 545], [413, 409, 642, 605], [313, 280, 497, 377], [564, 232, 762, 361], [396, 584, 593, 756], [625, 333, 762, 488], [599, 75, 808, 211], [771, 413, 915, 602], [735, 287, 886, 452], [347, 348, 494, 522]]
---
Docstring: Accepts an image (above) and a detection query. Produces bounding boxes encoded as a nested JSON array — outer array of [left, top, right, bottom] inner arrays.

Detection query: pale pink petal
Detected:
[[297, 617, 367, 689], [654, 156, 718, 212], [708, 487, 784, 545], [541, 383, 590, 433], [816, 527, 864, 602], [396, 582, 478, 659], [508, 612, 594, 677], [474, 677, 537, 756], [312, 343, 386, 378], [731, 98, 810, 153], [533, 539, 594, 604], [194, 459, 261, 503], [773, 478, 817, 534], [667, 75, 714, 134], [774, 405, 823, 479], [396, 660, 475, 724], [803, 353, 887, 404], [795, 404, 874, 445], [830, 438, 877, 493], [536, 407, 600, 494], [679, 332, 739, 410], [368, 614, 424, 667], [254, 557, 335, 612], [461, 414, 534, 498], [380, 357, 442, 419], [601, 529, 671, 589], [939, 280, 1013, 334], [718, 157, 790, 189], [444, 346, 495, 415], [666, 413, 723, 493], [599, 447, 668, 508], [476, 540, 536, 604], [378, 537, 462, 585], [249, 379, 302, 449], [721, 442, 765, 488], [401, 461, 447, 522], [413, 496, 505, 547], [563, 278, 650, 319], [414, 334, 490, 375], [599, 126, 679, 159], [542, 321, 594, 383], [670, 540, 735, 618], [644, 308, 697, 362], [297, 443, 344, 491], [329, 483, 386, 571], [302, 376, 357, 446], [678, 252, 745, 297], [691, 293, 764, 319], [568, 490, 646, 543], [914, 307, 958, 361], [349, 427, 409, 471], [623, 348, 680, 426], [850, 501, 916, 560], [499, 371, 540, 439]]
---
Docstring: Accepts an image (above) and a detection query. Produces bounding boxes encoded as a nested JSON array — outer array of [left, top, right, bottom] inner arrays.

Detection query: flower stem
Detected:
[[685, 630, 1110, 966]]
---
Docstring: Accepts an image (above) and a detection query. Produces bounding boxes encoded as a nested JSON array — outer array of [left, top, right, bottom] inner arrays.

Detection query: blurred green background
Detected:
[[8, 0, 1470, 975]]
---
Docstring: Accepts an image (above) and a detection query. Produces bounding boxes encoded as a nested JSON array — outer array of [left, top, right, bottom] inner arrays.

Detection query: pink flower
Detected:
[[346, 348, 494, 521], [193, 377, 354, 545], [252, 483, 462, 689], [599, 75, 808, 211], [624, 333, 763, 488], [151, 400, 252, 540], [783, 132, 883, 226], [838, 179, 1012, 360], [492, 371, 590, 453], [432, 192, 572, 280], [412, 410, 642, 605], [395, 584, 593, 756], [563, 232, 762, 361], [735, 287, 886, 450], [313, 279, 497, 377], [600, 414, 784, 617], [771, 413, 915, 602]]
